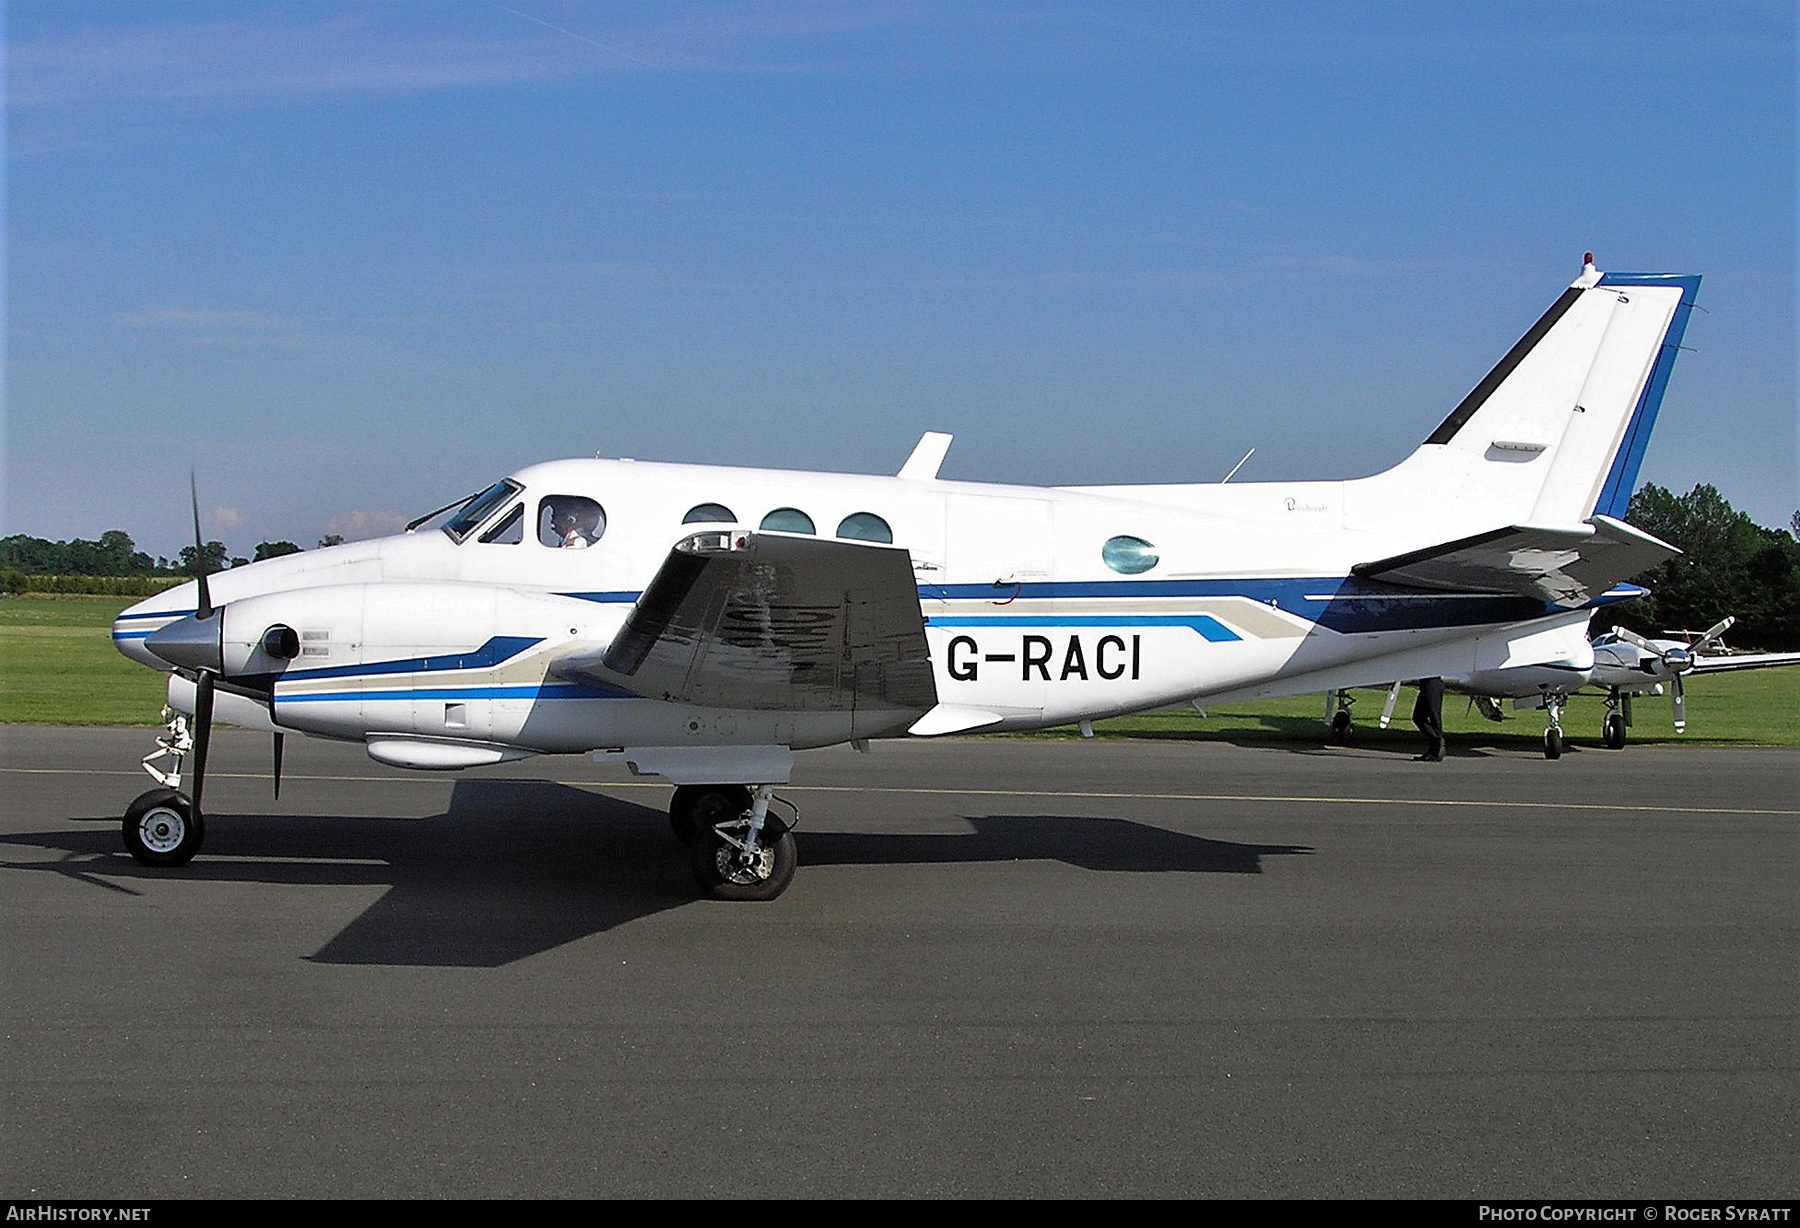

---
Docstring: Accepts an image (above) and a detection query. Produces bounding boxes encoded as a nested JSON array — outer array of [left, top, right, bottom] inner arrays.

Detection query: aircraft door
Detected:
[[944, 495, 1054, 591]]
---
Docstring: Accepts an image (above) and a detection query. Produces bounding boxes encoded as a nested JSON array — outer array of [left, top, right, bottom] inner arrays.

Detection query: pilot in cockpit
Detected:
[[554, 506, 589, 549], [544, 497, 604, 549]]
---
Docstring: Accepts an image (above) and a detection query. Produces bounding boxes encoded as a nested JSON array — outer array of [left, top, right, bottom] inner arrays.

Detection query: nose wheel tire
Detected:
[[1543, 727, 1564, 760], [1602, 712, 1627, 750], [123, 788, 204, 867]]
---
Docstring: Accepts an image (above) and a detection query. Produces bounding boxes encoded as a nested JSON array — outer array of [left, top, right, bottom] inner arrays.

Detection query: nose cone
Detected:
[[144, 613, 224, 674]]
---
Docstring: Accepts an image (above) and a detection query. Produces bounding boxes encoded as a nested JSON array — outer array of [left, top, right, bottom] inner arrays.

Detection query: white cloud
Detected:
[[7, 12, 592, 109], [324, 509, 408, 542]]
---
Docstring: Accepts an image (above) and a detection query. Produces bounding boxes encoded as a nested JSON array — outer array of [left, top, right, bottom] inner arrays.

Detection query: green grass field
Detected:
[[3, 592, 1796, 745], [0, 594, 168, 724]]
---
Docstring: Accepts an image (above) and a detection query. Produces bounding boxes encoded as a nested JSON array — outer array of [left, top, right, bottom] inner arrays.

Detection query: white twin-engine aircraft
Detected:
[[114, 258, 1699, 899], [1325, 615, 1800, 758]]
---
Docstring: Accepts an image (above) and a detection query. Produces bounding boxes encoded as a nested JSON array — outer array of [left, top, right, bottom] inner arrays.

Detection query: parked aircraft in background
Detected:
[[1589, 617, 1800, 741], [114, 257, 1698, 898], [1325, 615, 1800, 756]]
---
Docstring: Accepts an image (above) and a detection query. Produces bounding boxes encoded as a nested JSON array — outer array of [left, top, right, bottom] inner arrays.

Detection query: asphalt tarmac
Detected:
[[2, 727, 1795, 1199]]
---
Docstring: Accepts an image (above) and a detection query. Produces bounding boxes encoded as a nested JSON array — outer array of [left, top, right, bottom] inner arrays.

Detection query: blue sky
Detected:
[[5, 1, 1795, 558]]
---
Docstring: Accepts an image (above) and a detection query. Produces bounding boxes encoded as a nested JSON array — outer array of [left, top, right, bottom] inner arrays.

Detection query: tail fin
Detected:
[[1355, 259, 1700, 532]]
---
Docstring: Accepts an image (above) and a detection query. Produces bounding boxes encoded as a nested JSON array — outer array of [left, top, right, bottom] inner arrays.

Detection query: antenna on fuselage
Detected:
[[899, 432, 954, 480]]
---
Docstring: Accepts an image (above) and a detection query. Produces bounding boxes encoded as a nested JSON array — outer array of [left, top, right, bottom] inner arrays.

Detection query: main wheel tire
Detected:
[[1602, 712, 1626, 750], [669, 784, 751, 844], [1329, 710, 1353, 744], [689, 825, 797, 902], [123, 788, 204, 867], [1544, 727, 1564, 760]]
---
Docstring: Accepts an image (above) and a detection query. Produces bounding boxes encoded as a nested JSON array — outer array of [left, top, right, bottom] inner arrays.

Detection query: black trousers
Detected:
[[1412, 676, 1446, 756]]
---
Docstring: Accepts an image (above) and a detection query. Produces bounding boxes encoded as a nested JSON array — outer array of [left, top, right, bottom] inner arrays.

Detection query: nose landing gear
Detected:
[[124, 708, 205, 865]]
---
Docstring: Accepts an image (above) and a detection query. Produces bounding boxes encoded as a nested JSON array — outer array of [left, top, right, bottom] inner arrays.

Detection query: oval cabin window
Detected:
[[683, 503, 736, 524], [759, 508, 816, 534], [835, 512, 893, 544], [1101, 535, 1159, 574]]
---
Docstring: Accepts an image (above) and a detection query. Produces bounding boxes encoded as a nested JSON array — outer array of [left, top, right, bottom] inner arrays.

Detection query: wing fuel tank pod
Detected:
[[364, 739, 535, 770]]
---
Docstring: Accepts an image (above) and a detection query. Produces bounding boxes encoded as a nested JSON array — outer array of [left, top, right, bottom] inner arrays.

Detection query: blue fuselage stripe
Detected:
[[928, 614, 1241, 642], [277, 682, 633, 704], [278, 635, 546, 682]]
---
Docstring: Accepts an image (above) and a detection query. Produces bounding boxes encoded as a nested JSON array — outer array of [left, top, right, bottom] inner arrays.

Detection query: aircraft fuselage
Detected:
[[115, 455, 1580, 763]]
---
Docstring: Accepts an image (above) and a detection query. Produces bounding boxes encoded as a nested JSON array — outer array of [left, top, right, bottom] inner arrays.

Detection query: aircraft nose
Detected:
[[144, 613, 224, 674]]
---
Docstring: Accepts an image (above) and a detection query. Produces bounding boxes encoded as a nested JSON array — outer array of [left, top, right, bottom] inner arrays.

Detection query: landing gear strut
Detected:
[[1542, 695, 1565, 760], [670, 783, 798, 901]]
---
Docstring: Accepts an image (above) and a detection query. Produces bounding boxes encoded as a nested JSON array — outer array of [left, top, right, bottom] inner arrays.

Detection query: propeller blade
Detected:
[[191, 669, 215, 813], [272, 732, 284, 800], [1612, 626, 1659, 655], [1699, 615, 1735, 652], [189, 472, 214, 620], [1671, 673, 1686, 734]]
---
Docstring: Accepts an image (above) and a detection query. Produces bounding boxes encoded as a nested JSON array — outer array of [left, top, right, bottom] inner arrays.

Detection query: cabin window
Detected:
[[478, 504, 524, 545], [1101, 535, 1159, 574], [445, 479, 523, 543], [836, 512, 893, 544], [759, 508, 816, 535], [538, 496, 607, 549], [682, 503, 737, 525]]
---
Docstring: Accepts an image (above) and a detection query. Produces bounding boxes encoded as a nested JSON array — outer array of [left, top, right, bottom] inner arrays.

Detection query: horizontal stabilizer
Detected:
[[553, 531, 937, 713], [1353, 515, 1678, 608]]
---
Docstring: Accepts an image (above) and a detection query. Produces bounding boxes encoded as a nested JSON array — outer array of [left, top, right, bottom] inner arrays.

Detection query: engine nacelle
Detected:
[[210, 582, 613, 745]]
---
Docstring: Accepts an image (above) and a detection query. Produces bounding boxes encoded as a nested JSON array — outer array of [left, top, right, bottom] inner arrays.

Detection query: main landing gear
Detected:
[[1328, 693, 1355, 744], [668, 783, 798, 901], [123, 709, 205, 866]]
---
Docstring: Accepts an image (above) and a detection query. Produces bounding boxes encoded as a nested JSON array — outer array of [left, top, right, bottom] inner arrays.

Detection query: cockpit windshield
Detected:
[[442, 479, 524, 543]]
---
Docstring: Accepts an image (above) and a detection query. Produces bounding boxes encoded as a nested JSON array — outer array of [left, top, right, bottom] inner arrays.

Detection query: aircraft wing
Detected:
[[1352, 515, 1678, 608], [1689, 650, 1800, 675], [553, 531, 937, 714]]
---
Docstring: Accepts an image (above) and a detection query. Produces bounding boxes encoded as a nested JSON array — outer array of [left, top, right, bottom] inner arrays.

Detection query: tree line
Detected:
[[0, 531, 344, 595], [1620, 484, 1800, 650]]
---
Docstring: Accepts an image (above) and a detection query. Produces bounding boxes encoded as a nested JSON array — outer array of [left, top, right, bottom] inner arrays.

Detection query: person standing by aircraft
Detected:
[[1413, 677, 1446, 761]]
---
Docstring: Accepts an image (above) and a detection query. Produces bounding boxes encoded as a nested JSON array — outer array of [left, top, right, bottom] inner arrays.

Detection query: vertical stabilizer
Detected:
[[1352, 260, 1699, 535]]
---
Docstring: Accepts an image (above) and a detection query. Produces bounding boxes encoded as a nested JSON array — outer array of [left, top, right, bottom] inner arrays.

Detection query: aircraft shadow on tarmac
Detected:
[[801, 817, 1311, 875], [12, 779, 1311, 968]]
